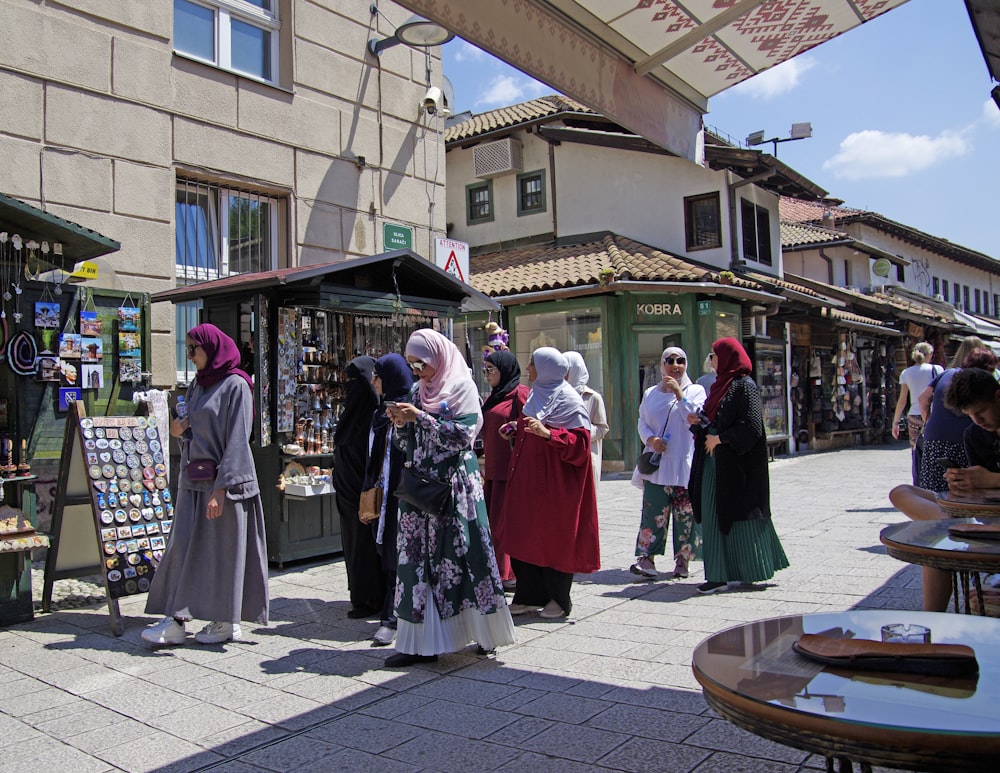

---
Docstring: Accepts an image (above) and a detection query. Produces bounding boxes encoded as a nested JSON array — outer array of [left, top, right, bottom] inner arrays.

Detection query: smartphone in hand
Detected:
[[935, 458, 961, 470], [383, 401, 397, 408]]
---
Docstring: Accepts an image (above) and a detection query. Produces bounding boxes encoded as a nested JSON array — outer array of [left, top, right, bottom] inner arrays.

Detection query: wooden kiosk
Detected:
[[152, 250, 497, 566]]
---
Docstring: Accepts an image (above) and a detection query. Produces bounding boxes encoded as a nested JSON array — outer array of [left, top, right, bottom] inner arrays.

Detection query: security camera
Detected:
[[422, 86, 447, 116]]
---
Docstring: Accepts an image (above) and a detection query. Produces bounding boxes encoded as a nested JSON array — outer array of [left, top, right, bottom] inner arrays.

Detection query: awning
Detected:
[[953, 309, 1000, 339], [0, 192, 121, 266], [398, 0, 908, 160], [152, 249, 500, 313]]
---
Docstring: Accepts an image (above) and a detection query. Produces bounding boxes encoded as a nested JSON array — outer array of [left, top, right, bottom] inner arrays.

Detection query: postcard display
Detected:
[[44, 401, 172, 635]]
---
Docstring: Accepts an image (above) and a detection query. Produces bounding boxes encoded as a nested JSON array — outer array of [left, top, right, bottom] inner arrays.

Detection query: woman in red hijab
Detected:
[[687, 338, 788, 594]]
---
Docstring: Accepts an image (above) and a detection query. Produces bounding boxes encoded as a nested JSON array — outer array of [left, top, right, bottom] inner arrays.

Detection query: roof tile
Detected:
[[445, 95, 598, 143]]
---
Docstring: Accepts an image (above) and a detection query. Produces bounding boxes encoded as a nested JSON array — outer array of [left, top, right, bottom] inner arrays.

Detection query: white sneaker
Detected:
[[141, 617, 186, 646], [195, 621, 243, 644], [372, 625, 396, 646]]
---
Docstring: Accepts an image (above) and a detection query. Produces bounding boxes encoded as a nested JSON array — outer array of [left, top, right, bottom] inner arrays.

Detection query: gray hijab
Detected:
[[524, 347, 591, 430], [564, 351, 590, 395]]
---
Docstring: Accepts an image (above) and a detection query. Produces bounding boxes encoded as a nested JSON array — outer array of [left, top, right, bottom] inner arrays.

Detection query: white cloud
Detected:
[[822, 129, 969, 180], [453, 42, 485, 63], [475, 74, 546, 109], [982, 97, 1000, 129], [731, 55, 816, 99]]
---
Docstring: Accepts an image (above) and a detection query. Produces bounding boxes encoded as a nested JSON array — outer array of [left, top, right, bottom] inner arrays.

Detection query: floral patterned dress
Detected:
[[392, 397, 515, 655]]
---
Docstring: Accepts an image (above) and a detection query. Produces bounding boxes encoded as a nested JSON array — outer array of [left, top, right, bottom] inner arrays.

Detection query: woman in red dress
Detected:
[[498, 347, 600, 619], [479, 350, 530, 591]]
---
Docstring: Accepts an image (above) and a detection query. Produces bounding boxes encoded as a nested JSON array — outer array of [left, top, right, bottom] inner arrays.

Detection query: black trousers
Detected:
[[510, 559, 573, 616]]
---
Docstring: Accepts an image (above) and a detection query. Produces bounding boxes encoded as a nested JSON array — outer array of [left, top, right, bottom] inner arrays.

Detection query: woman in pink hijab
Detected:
[[382, 329, 514, 667]]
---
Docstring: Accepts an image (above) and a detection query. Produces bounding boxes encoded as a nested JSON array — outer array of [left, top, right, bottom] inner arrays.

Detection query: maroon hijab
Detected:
[[188, 323, 254, 392], [703, 337, 752, 420]]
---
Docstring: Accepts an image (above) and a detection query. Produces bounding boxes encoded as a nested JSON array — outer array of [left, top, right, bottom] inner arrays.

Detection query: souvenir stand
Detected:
[[0, 193, 123, 624], [151, 250, 498, 567]]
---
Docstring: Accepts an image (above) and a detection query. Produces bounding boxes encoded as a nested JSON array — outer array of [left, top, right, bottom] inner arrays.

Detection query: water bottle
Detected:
[[440, 400, 451, 418], [175, 395, 187, 419]]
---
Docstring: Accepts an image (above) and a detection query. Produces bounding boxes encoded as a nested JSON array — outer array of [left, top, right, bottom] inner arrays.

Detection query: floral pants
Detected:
[[634, 481, 702, 560]]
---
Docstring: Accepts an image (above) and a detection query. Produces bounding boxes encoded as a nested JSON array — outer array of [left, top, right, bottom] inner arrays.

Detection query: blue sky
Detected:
[[441, 0, 1000, 260]]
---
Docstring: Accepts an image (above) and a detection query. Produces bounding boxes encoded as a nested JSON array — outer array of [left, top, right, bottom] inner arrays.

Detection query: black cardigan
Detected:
[[690, 375, 771, 535]]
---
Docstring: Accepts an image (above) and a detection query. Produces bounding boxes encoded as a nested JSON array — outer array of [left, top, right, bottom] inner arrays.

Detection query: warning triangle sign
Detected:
[[443, 251, 466, 282]]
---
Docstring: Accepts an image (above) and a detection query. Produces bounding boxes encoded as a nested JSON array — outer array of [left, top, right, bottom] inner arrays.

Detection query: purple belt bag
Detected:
[[186, 459, 218, 481]]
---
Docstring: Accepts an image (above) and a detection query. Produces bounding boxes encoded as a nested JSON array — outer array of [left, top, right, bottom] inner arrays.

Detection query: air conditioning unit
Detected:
[[473, 138, 523, 179]]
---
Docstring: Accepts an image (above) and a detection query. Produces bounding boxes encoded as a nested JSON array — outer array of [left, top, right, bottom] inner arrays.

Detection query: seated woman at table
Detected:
[[888, 366, 1000, 610]]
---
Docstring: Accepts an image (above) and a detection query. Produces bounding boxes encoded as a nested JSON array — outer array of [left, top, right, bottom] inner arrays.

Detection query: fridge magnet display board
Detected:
[[44, 401, 175, 635]]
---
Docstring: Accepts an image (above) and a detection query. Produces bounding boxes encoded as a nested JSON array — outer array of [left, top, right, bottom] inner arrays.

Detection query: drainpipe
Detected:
[[727, 167, 776, 270], [818, 248, 835, 284], [548, 140, 558, 238]]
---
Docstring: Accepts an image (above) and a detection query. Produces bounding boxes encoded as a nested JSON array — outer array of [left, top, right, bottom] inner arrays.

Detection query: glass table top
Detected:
[[692, 610, 1000, 736], [881, 517, 1000, 557]]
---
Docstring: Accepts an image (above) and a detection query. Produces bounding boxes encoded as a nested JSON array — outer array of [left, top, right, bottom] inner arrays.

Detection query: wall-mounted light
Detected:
[[367, 4, 454, 57]]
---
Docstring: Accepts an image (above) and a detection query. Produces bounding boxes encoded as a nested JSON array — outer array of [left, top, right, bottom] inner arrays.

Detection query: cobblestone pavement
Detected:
[[2, 446, 920, 772]]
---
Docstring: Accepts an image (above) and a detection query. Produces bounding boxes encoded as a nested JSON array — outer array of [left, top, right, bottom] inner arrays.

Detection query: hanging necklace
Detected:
[[0, 232, 9, 319], [11, 234, 23, 323]]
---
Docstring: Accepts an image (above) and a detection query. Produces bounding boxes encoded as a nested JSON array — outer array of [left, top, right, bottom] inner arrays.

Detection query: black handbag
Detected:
[[394, 440, 451, 516], [637, 450, 661, 475]]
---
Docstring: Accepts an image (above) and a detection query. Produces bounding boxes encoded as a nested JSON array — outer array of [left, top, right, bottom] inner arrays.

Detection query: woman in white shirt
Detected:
[[629, 346, 707, 580], [892, 341, 942, 484]]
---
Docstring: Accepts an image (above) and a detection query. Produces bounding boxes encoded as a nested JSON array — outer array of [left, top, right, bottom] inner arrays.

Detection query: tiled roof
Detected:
[[744, 270, 831, 302], [469, 233, 759, 297], [780, 221, 850, 248], [825, 307, 901, 334], [779, 198, 863, 224], [445, 95, 598, 144]]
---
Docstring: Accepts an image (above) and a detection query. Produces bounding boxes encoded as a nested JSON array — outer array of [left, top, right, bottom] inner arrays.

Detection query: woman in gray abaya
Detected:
[[141, 323, 268, 646]]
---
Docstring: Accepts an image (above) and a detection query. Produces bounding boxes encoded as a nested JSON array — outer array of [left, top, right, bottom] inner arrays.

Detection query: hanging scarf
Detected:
[[703, 337, 752, 421], [523, 347, 590, 430], [405, 328, 482, 430], [482, 350, 522, 412], [334, 356, 377, 444], [188, 323, 253, 392]]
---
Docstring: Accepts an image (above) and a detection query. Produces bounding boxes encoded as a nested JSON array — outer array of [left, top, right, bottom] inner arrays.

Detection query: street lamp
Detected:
[[367, 5, 455, 57], [746, 123, 813, 157]]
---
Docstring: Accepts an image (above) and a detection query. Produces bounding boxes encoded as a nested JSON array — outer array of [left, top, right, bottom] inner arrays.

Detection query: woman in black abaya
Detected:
[[333, 356, 383, 618]]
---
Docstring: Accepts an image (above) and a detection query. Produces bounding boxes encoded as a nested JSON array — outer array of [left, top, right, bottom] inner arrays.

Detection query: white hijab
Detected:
[[524, 347, 591, 430], [660, 346, 693, 392], [564, 351, 590, 395]]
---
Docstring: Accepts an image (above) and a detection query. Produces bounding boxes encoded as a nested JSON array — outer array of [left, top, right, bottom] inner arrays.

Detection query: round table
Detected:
[[880, 517, 1000, 614], [692, 610, 1000, 772], [935, 489, 1000, 519]]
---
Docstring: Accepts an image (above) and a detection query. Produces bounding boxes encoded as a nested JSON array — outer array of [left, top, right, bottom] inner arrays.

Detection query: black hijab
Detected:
[[370, 353, 414, 435], [482, 350, 522, 412], [334, 356, 377, 445]]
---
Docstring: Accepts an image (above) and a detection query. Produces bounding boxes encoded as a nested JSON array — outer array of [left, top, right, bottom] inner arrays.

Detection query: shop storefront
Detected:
[[152, 250, 496, 566]]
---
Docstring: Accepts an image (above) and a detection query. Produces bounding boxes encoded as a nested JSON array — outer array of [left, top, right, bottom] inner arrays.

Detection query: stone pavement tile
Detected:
[[82, 680, 201, 720], [236, 733, 342, 772], [494, 750, 618, 772], [380, 728, 520, 771], [483, 715, 553, 745], [394, 697, 516, 739], [95, 731, 225, 772], [62, 715, 151, 755], [496, 644, 589, 670], [690, 750, 802, 772], [567, 619, 688, 646], [241, 692, 345, 731], [407, 673, 523, 706], [148, 701, 251, 739], [519, 721, 630, 764], [684, 718, 810, 764], [621, 642, 702, 665], [310, 746, 420, 773], [304, 711, 424, 753], [188, 678, 288, 711], [33, 661, 135, 696], [2, 672, 47, 699], [569, 652, 675, 683], [0, 711, 44, 743], [597, 736, 711, 772], [457, 656, 529, 684], [600, 682, 708, 715], [357, 691, 433, 719], [526, 631, 636, 657], [0, 683, 79, 717], [195, 719, 289, 758], [282, 672, 392, 712], [352, 656, 451, 691], [136, 661, 232, 692], [514, 692, 613, 724], [27, 700, 132, 738], [585, 702, 711, 743], [0, 735, 116, 772], [648, 663, 704, 691]]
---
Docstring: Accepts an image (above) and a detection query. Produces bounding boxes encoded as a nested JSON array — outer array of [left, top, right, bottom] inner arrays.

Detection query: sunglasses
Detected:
[[186, 344, 199, 358], [408, 359, 426, 372], [663, 356, 686, 365], [482, 365, 497, 375]]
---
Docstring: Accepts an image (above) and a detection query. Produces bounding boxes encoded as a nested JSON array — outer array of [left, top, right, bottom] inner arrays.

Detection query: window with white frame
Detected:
[[173, 0, 280, 84], [175, 177, 283, 380], [740, 199, 772, 266]]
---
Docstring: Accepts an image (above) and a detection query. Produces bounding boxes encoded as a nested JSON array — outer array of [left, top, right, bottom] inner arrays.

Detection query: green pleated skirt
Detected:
[[700, 454, 789, 584]]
